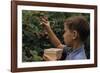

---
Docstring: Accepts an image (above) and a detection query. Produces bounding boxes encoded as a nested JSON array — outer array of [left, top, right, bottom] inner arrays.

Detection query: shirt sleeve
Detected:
[[60, 46, 68, 60]]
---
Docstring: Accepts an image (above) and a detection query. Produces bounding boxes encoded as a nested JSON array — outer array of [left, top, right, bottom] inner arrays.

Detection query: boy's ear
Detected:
[[72, 30, 78, 40]]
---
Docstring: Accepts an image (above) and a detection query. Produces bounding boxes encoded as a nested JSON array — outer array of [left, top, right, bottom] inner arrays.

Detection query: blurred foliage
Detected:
[[22, 10, 90, 62]]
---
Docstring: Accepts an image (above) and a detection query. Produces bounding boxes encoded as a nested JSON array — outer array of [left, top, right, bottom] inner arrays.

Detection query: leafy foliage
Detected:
[[22, 10, 90, 62]]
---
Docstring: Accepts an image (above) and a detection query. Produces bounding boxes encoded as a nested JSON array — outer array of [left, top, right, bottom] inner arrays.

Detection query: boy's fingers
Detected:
[[41, 18, 47, 23], [40, 21, 47, 26], [40, 16, 48, 21], [43, 16, 48, 21], [39, 18, 47, 25]]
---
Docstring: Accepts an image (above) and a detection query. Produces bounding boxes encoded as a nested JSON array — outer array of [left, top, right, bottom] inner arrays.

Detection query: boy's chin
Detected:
[[65, 43, 72, 47]]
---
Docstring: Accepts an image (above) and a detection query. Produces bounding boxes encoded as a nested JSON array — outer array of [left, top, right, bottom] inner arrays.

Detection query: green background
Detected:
[[22, 10, 90, 62]]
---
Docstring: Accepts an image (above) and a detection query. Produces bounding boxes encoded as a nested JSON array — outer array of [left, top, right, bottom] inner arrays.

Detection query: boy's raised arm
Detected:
[[40, 16, 64, 49]]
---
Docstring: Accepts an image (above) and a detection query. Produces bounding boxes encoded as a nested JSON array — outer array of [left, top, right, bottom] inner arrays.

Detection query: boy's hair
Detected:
[[64, 15, 90, 42]]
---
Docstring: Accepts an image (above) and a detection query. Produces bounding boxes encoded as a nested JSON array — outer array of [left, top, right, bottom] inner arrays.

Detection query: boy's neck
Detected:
[[72, 40, 83, 49]]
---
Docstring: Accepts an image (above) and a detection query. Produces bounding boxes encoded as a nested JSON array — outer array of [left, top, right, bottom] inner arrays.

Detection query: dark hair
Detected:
[[64, 15, 90, 42]]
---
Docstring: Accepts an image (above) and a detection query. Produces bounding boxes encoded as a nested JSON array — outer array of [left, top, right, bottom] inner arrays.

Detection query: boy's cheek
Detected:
[[64, 36, 73, 45], [64, 37, 68, 44]]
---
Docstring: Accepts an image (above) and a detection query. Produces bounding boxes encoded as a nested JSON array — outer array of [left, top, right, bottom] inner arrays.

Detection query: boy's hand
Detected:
[[40, 16, 51, 29]]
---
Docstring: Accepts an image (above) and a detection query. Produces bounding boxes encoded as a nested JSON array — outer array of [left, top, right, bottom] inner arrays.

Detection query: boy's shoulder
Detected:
[[62, 45, 87, 60], [71, 48, 87, 60]]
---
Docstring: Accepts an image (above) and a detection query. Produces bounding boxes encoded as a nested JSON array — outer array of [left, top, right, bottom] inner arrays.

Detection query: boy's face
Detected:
[[63, 25, 74, 46]]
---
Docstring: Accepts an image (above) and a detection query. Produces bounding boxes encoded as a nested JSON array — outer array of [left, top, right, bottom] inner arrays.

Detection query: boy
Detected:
[[40, 15, 90, 60]]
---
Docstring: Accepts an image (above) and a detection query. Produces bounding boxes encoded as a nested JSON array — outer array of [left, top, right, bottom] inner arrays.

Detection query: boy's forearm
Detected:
[[45, 26, 64, 49]]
